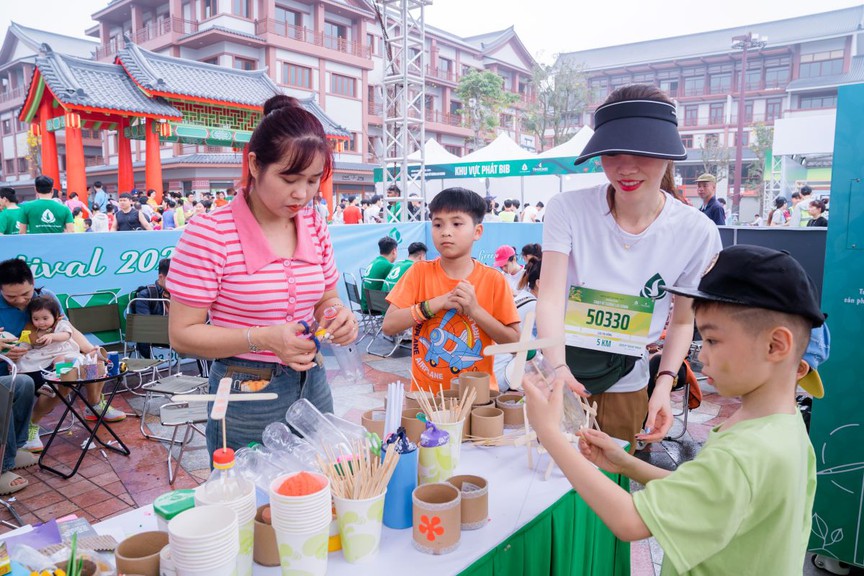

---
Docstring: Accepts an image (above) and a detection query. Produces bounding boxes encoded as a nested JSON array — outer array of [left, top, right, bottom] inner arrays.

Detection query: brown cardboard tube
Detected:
[[496, 392, 526, 428], [115, 530, 169, 576], [412, 482, 461, 554], [254, 504, 280, 566], [361, 409, 386, 439], [471, 406, 504, 439], [402, 408, 427, 444], [446, 474, 489, 530], [459, 372, 491, 405]]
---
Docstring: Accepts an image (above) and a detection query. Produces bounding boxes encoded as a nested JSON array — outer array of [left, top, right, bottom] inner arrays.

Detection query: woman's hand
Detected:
[[577, 428, 631, 475], [639, 392, 673, 443], [322, 306, 359, 346], [260, 324, 319, 372]]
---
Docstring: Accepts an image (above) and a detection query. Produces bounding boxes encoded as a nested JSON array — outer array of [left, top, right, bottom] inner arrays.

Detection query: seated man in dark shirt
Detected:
[[132, 258, 170, 359]]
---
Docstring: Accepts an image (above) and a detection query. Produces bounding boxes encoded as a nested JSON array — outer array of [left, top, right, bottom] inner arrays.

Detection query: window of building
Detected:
[[232, 0, 251, 18], [684, 105, 699, 127], [500, 113, 513, 128], [4, 159, 14, 174], [590, 78, 609, 102], [683, 76, 704, 96], [450, 100, 462, 115], [681, 134, 694, 148], [709, 102, 725, 125], [366, 33, 377, 55], [281, 63, 311, 88], [233, 57, 255, 70], [764, 65, 790, 88], [17, 158, 28, 173], [201, 57, 219, 65], [709, 73, 731, 94], [324, 22, 348, 50], [0, 119, 10, 134], [765, 98, 783, 121], [444, 144, 461, 156], [610, 74, 630, 88], [799, 93, 838, 109], [744, 69, 761, 90], [659, 79, 679, 97], [276, 6, 300, 25], [203, 0, 217, 18], [704, 133, 719, 147], [632, 72, 654, 83], [739, 131, 749, 147], [744, 101, 753, 123], [799, 58, 843, 79], [439, 57, 452, 73], [330, 73, 356, 97]]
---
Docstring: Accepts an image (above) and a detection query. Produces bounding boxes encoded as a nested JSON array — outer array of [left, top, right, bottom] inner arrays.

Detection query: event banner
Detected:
[[373, 157, 602, 182]]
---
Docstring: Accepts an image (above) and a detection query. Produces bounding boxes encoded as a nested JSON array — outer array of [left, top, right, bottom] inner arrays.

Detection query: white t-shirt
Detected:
[[522, 205, 538, 222], [500, 267, 525, 294], [543, 185, 723, 393], [364, 205, 381, 223], [493, 289, 537, 390], [770, 208, 788, 226]]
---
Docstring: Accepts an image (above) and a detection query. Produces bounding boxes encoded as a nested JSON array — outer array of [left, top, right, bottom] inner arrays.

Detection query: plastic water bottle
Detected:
[[319, 306, 365, 384], [284, 398, 352, 456], [262, 421, 324, 469], [523, 351, 586, 433], [202, 447, 253, 502]]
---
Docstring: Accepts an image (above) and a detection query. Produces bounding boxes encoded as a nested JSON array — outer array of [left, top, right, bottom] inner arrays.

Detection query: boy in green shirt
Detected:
[[382, 241, 427, 291], [361, 236, 398, 310], [18, 176, 73, 234], [0, 188, 22, 235], [525, 245, 822, 575]]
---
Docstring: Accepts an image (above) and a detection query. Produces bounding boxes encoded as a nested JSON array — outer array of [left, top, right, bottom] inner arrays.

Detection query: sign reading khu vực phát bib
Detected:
[[564, 286, 655, 357]]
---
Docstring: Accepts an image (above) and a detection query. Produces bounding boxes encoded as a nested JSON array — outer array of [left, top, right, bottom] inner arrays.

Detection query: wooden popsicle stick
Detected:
[[171, 392, 278, 403], [483, 335, 563, 356]]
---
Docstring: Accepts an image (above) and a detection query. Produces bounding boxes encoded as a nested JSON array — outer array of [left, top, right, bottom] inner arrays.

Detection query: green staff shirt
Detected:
[[0, 206, 22, 235], [19, 199, 73, 234], [382, 259, 415, 291], [361, 255, 394, 309]]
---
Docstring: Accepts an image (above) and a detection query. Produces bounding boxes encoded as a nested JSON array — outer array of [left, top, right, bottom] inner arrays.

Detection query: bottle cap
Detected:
[[323, 306, 339, 320], [213, 447, 235, 469]]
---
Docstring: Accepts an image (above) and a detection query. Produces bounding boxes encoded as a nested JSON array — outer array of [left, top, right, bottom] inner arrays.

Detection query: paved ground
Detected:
[[0, 334, 857, 575]]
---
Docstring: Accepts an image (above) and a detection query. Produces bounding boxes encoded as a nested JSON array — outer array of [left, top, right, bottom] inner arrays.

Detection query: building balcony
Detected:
[[425, 110, 464, 127], [0, 86, 27, 106], [95, 17, 199, 59], [255, 19, 370, 59], [426, 65, 459, 84], [368, 101, 383, 116]]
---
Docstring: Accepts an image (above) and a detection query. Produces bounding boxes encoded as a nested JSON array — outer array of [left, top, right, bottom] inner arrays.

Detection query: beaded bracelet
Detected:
[[421, 300, 434, 319]]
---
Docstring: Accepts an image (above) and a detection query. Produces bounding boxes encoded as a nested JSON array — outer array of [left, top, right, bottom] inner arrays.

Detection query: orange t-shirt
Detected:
[[386, 258, 520, 392]]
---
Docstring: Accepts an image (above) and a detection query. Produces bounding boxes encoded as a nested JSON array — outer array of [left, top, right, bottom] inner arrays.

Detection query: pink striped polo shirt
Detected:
[[167, 194, 339, 363]]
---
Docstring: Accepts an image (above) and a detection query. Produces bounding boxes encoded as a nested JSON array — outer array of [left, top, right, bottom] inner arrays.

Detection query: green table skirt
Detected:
[[459, 473, 630, 576]]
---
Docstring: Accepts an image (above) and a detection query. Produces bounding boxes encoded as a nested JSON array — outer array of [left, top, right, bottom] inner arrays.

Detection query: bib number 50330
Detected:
[[586, 308, 631, 331]]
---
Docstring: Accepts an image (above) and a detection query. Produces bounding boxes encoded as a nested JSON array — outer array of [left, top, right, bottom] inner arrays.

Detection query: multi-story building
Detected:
[[557, 5, 864, 210], [0, 23, 99, 191], [0, 1, 536, 199]]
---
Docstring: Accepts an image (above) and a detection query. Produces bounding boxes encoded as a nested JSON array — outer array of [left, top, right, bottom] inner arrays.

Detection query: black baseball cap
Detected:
[[665, 245, 825, 328], [574, 99, 687, 166]]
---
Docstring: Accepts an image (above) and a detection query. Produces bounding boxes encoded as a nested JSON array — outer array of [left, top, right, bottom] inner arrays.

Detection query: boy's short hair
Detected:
[[428, 188, 486, 224], [791, 191, 801, 200], [0, 187, 17, 203], [158, 258, 171, 276], [378, 236, 398, 254], [800, 185, 812, 196], [34, 175, 54, 193], [667, 245, 824, 356], [94, 181, 103, 188], [408, 242, 427, 256]]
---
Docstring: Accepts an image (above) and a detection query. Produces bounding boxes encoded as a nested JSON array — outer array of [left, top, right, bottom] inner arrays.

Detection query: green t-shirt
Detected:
[[633, 413, 816, 575], [19, 199, 73, 234], [386, 201, 403, 223], [382, 259, 414, 291], [361, 255, 394, 309], [0, 206, 22, 235]]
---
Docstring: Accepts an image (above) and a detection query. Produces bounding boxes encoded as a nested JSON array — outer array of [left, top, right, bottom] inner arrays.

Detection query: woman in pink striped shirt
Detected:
[[167, 95, 358, 454]]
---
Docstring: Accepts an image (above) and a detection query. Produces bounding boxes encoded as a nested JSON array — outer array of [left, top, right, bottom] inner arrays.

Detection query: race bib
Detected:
[[564, 286, 655, 357]]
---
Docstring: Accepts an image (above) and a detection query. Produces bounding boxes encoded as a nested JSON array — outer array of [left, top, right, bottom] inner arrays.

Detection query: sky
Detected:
[[2, 0, 863, 63]]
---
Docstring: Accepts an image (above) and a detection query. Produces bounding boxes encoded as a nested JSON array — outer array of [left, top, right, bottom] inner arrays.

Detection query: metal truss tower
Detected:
[[377, 0, 429, 222]]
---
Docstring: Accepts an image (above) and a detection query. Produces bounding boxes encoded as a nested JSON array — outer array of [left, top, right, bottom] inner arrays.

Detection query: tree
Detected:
[[26, 131, 41, 178], [456, 70, 519, 151], [523, 58, 588, 151], [699, 133, 730, 183], [746, 122, 774, 215]]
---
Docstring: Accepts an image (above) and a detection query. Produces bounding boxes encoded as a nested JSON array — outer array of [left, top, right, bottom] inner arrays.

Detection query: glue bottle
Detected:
[[317, 306, 365, 384], [202, 447, 253, 502], [522, 351, 586, 433]]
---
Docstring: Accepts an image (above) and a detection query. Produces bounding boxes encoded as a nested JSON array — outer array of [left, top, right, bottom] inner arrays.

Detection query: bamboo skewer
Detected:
[[318, 439, 400, 500]]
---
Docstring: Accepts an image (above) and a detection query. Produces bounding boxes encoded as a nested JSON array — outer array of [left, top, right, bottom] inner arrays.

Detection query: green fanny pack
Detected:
[[565, 346, 639, 395]]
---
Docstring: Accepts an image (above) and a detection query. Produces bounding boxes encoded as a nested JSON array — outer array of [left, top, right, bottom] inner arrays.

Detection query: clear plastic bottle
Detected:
[[522, 351, 586, 433], [262, 421, 324, 469], [235, 446, 290, 493], [284, 398, 352, 456], [202, 447, 253, 502], [318, 306, 365, 384]]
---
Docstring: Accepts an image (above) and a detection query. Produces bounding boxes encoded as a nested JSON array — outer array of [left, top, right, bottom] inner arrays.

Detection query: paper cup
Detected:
[[418, 444, 454, 485], [169, 506, 239, 573], [115, 531, 169, 576], [497, 392, 526, 429], [334, 491, 386, 564], [401, 409, 427, 444], [160, 545, 175, 576], [254, 505, 279, 567], [460, 372, 491, 405], [361, 409, 386, 439], [471, 406, 504, 439], [412, 483, 461, 555], [429, 412, 464, 467], [194, 484, 256, 576], [274, 524, 330, 576], [447, 475, 489, 530]]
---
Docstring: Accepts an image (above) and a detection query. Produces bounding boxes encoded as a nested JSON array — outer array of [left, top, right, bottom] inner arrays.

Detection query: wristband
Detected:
[[410, 304, 424, 325], [656, 370, 678, 387], [421, 300, 434, 319], [246, 326, 262, 352]]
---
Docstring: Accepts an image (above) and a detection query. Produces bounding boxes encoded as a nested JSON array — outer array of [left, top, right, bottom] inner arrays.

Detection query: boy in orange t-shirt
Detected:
[[384, 188, 520, 392]]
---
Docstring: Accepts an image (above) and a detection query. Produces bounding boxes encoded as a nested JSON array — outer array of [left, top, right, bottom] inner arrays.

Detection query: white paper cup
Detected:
[[334, 491, 386, 564], [269, 472, 332, 535], [194, 485, 256, 576], [274, 523, 330, 576], [430, 412, 465, 469], [169, 506, 239, 572]]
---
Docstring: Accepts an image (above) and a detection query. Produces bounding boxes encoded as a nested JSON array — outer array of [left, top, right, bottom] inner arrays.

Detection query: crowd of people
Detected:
[[0, 85, 830, 575]]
